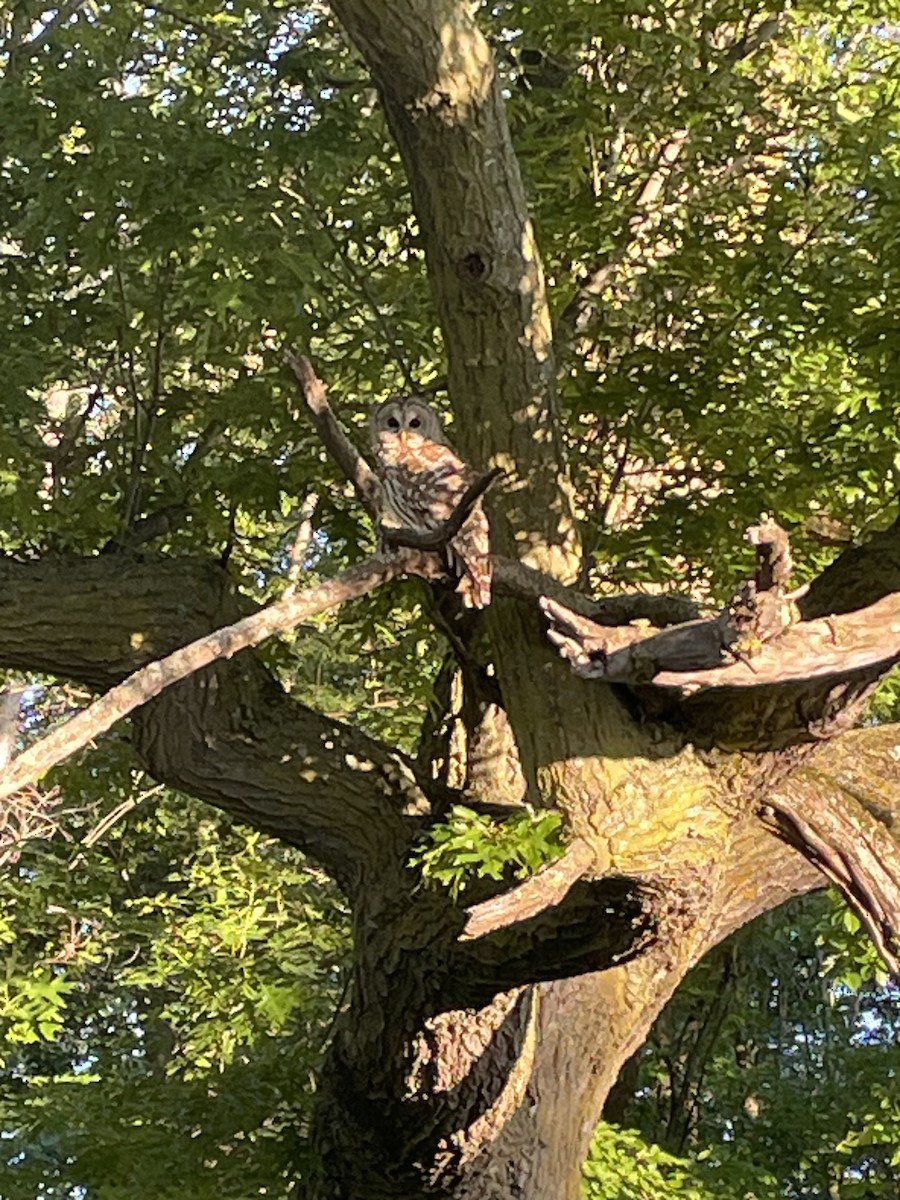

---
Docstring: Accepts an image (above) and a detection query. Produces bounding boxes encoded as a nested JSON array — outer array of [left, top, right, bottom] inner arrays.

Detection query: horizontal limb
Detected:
[[542, 591, 900, 692]]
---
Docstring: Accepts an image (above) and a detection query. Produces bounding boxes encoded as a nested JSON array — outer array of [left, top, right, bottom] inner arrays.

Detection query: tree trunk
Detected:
[[0, 551, 850, 1199]]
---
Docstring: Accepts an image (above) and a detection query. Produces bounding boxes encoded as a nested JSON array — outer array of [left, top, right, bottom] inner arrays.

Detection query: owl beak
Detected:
[[397, 430, 409, 446]]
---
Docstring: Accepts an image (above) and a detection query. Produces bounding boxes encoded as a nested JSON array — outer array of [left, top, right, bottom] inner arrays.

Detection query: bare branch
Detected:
[[462, 837, 595, 940], [543, 590, 900, 691], [284, 350, 380, 508], [561, 129, 689, 331], [493, 558, 700, 625], [0, 554, 414, 804], [283, 492, 320, 597], [14, 0, 87, 54], [0, 686, 25, 769]]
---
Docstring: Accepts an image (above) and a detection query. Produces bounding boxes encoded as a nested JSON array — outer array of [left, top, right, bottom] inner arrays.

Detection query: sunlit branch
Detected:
[[0, 471, 520, 805], [462, 838, 595, 940], [284, 350, 380, 507], [0, 554, 411, 806]]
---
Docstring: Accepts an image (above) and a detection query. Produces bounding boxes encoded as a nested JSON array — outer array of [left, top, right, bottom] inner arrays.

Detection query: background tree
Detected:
[[2, 1, 900, 1198]]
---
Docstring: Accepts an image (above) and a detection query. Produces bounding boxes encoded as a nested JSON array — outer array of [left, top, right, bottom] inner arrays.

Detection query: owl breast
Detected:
[[372, 423, 492, 608], [377, 460, 467, 530]]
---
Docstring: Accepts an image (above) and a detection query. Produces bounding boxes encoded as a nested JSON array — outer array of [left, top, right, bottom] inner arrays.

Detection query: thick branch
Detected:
[[494, 558, 700, 625], [449, 875, 658, 1006], [0, 554, 411, 804], [0, 554, 437, 890], [542, 591, 900, 691], [543, 520, 900, 751]]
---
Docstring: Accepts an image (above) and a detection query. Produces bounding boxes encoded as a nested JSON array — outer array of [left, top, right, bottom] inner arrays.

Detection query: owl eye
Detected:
[[387, 417, 400, 430], [408, 417, 422, 429]]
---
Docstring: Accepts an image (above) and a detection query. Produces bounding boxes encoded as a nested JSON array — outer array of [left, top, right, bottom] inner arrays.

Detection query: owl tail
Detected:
[[454, 559, 492, 609]]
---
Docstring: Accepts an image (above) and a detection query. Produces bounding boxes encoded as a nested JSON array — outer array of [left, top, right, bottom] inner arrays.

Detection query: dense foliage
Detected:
[[2, 0, 900, 1195]]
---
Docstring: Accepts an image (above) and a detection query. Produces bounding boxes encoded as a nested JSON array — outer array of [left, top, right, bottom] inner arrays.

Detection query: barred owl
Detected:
[[371, 398, 492, 608]]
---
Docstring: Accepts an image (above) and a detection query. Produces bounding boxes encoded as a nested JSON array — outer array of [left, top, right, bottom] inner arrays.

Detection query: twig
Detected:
[[80, 785, 165, 849], [0, 686, 25, 769], [561, 128, 689, 331], [284, 492, 320, 597], [12, 0, 86, 55]]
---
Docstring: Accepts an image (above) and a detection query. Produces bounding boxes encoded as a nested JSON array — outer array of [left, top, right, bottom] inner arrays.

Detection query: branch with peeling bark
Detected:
[[543, 591, 900, 692], [543, 519, 900, 697], [764, 772, 900, 977]]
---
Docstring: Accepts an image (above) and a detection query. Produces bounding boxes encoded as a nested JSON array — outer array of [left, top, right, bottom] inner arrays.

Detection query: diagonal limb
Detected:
[[284, 350, 380, 508]]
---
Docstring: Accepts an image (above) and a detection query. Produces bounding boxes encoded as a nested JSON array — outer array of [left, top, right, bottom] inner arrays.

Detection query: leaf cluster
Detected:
[[410, 804, 565, 900]]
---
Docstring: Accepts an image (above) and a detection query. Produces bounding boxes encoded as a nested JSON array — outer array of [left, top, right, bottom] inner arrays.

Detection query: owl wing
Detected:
[[376, 440, 492, 608], [414, 443, 492, 609]]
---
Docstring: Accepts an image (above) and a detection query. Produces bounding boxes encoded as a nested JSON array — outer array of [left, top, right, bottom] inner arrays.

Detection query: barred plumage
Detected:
[[371, 398, 492, 608]]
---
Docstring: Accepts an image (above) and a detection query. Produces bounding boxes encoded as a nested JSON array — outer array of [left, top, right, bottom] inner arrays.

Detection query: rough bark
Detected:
[[1, 545, 883, 1199], [305, 4, 900, 1192]]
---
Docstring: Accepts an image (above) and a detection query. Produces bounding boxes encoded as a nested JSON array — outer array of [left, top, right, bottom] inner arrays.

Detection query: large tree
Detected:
[[2, 1, 900, 1197]]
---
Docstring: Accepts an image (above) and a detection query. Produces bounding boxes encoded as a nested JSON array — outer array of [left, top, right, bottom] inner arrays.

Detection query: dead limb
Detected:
[[543, 591, 900, 691], [543, 519, 900, 692], [284, 350, 380, 507], [0, 553, 412, 805]]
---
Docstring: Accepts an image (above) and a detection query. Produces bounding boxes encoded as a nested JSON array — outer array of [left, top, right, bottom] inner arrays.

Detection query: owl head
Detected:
[[371, 397, 449, 458]]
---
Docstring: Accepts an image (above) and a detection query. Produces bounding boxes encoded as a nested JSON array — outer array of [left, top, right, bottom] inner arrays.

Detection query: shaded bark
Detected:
[[0, 546, 862, 1199]]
